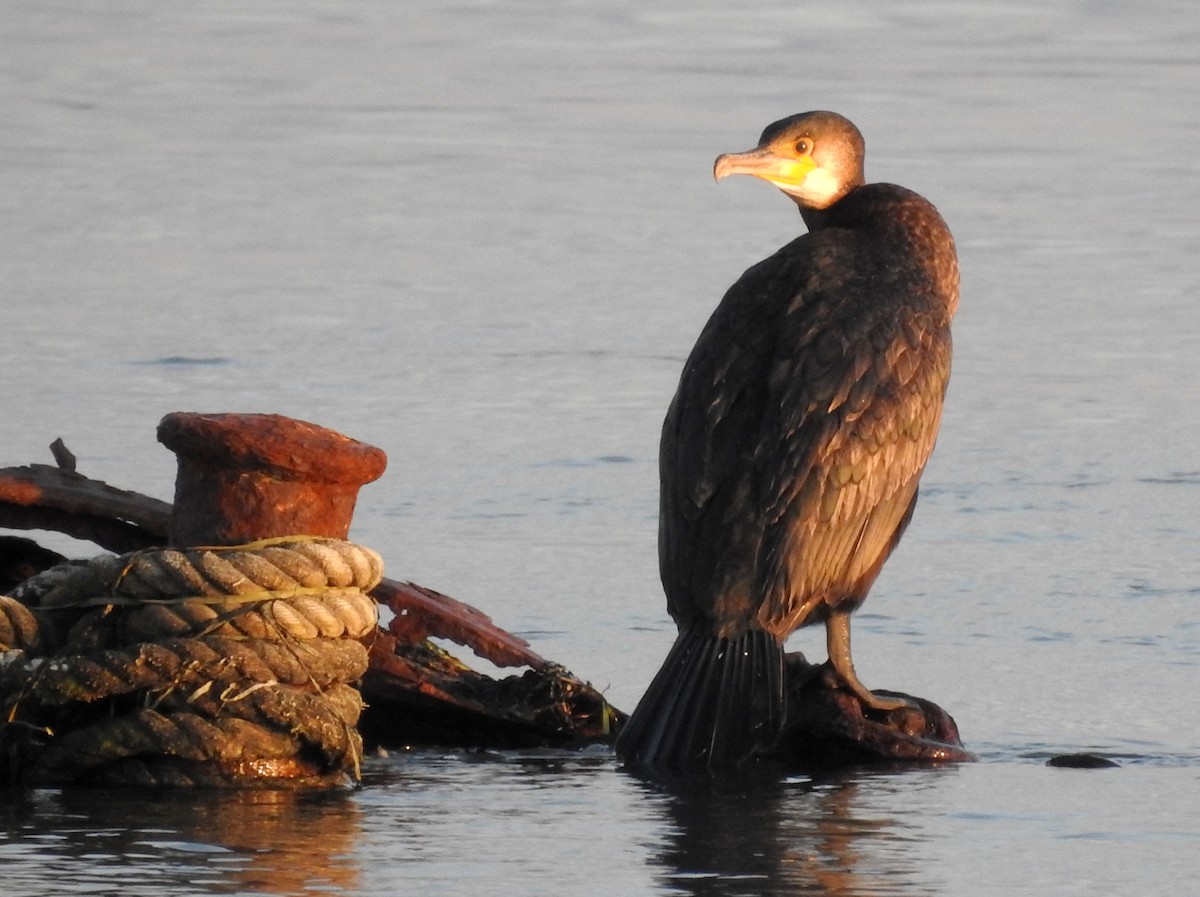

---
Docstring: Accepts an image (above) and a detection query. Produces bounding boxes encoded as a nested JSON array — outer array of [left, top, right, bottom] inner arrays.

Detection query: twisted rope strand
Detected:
[[1, 537, 381, 787]]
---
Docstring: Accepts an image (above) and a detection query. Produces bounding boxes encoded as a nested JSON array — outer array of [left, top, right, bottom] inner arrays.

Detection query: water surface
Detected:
[[3, 1, 1199, 894]]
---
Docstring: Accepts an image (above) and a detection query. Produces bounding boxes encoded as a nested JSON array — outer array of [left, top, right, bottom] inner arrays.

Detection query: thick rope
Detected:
[[111, 588, 380, 643], [1, 637, 369, 706], [113, 540, 384, 601], [37, 685, 364, 774], [0, 596, 42, 653], [21, 538, 383, 609], [41, 708, 303, 770], [1, 537, 381, 788]]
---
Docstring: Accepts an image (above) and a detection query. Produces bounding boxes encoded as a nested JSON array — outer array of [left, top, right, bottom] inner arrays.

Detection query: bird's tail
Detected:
[[616, 625, 784, 773]]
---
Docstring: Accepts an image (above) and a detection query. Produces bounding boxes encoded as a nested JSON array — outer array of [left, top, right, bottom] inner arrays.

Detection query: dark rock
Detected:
[[770, 653, 975, 768], [1046, 753, 1120, 769]]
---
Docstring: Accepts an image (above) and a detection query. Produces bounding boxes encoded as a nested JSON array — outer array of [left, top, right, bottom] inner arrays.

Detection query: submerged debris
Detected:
[[363, 579, 621, 749]]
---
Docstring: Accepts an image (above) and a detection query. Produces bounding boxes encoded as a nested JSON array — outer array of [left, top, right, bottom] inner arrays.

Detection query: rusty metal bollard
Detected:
[[156, 412, 387, 547]]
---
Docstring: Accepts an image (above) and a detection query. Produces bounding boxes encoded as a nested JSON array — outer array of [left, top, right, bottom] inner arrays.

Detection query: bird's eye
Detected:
[[794, 139, 811, 155]]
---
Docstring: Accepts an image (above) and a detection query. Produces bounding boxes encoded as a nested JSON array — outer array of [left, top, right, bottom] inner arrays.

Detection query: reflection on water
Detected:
[[645, 770, 942, 897], [350, 751, 951, 897], [1, 787, 362, 896], [7, 753, 1199, 896]]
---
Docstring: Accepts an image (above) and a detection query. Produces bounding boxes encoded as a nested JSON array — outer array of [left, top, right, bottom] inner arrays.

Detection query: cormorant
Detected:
[[616, 111, 959, 772]]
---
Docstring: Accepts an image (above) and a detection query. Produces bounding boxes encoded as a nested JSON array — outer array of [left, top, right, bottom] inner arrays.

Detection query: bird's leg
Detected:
[[825, 608, 910, 712]]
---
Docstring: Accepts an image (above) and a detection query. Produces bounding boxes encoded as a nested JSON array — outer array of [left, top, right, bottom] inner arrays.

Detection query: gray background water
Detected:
[[3, 1, 1199, 894]]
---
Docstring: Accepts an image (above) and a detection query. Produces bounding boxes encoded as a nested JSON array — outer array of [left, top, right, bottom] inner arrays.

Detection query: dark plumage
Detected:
[[617, 111, 959, 772]]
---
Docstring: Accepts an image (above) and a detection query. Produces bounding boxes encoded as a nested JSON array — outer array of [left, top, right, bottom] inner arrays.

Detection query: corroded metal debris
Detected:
[[157, 412, 387, 547], [0, 417, 621, 789], [362, 579, 621, 748]]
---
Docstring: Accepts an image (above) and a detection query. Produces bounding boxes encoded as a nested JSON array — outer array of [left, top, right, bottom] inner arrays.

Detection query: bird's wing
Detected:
[[754, 268, 952, 632], [658, 253, 784, 627], [659, 233, 951, 636]]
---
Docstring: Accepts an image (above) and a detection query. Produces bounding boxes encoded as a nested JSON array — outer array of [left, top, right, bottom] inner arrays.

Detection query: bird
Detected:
[[616, 111, 959, 772]]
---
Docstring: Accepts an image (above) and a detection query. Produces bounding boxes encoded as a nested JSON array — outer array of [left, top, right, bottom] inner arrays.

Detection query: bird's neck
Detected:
[[794, 181, 863, 231], [812, 182, 959, 321], [798, 206, 831, 231]]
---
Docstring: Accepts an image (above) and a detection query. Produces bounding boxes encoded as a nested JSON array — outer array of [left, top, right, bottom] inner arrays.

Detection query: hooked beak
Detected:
[[713, 146, 817, 190]]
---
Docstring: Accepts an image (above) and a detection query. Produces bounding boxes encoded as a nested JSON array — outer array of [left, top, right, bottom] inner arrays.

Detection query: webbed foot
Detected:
[[824, 608, 912, 713]]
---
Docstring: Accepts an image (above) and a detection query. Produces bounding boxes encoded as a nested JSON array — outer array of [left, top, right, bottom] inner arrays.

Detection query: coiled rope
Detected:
[[0, 536, 382, 788]]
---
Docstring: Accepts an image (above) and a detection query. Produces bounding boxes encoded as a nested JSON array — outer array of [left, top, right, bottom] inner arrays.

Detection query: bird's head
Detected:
[[714, 111, 866, 215]]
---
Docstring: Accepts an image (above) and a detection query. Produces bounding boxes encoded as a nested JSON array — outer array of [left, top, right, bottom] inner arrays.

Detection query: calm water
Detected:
[[3, 1, 1200, 894]]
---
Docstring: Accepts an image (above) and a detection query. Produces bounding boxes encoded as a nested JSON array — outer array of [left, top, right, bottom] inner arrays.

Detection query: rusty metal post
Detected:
[[156, 412, 387, 547]]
